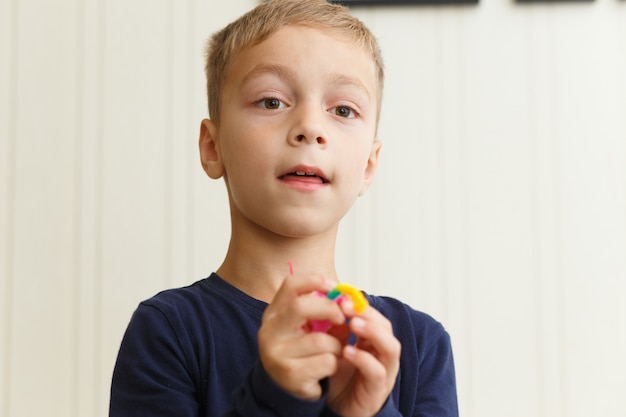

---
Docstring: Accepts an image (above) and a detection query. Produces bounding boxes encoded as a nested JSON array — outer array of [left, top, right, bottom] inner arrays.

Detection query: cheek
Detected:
[[220, 126, 270, 175], [342, 145, 372, 182], [223, 149, 270, 191], [220, 142, 279, 206]]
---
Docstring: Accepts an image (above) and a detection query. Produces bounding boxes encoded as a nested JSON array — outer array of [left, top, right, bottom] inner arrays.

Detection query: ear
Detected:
[[199, 118, 225, 179], [359, 140, 382, 196]]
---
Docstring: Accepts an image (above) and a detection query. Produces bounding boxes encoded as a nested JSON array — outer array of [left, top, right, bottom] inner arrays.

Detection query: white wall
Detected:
[[1, 0, 625, 416]]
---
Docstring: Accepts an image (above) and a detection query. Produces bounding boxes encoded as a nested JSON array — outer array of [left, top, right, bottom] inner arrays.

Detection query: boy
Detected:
[[109, 0, 458, 416]]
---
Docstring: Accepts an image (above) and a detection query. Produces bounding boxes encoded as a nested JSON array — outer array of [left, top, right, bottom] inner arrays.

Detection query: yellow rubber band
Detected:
[[334, 283, 368, 314]]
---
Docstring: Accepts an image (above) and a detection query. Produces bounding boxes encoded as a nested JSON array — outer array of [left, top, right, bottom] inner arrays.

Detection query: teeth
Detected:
[[287, 170, 327, 183]]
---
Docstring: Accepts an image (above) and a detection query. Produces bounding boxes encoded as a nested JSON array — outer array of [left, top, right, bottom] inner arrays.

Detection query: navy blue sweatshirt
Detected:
[[109, 274, 458, 416]]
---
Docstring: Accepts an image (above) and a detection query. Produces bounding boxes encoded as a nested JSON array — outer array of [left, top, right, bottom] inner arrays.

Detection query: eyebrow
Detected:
[[241, 63, 297, 86], [241, 63, 372, 100], [326, 72, 372, 101]]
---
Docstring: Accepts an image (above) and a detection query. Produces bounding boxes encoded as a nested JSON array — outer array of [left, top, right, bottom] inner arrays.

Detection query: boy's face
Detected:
[[201, 25, 381, 238]]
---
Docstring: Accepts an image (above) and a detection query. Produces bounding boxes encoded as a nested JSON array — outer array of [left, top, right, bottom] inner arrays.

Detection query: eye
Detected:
[[331, 105, 358, 119], [257, 97, 286, 110]]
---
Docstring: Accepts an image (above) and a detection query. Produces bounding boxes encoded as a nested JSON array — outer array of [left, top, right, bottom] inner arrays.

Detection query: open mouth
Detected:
[[279, 170, 329, 184]]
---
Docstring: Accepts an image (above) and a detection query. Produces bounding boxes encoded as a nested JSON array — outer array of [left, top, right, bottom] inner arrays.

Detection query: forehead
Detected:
[[224, 25, 379, 99]]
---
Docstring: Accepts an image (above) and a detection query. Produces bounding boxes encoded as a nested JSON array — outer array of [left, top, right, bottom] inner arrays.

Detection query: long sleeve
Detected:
[[320, 396, 402, 417], [109, 304, 201, 417], [369, 295, 459, 417], [227, 362, 328, 417], [414, 328, 458, 416]]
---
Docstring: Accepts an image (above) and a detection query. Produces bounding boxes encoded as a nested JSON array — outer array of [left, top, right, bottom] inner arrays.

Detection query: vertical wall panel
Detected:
[[71, 0, 85, 415], [525, 7, 567, 416], [75, 0, 105, 414], [99, 2, 171, 415], [170, 0, 193, 288], [7, 0, 78, 415], [551, 5, 626, 415], [438, 10, 472, 414], [0, 0, 17, 414]]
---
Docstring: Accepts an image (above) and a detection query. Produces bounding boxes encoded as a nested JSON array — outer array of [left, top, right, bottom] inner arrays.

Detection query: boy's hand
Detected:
[[258, 273, 346, 400], [327, 302, 401, 417]]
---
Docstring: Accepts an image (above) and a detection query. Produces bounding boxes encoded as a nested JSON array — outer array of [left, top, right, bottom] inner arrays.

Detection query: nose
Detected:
[[287, 106, 328, 147], [295, 134, 325, 145]]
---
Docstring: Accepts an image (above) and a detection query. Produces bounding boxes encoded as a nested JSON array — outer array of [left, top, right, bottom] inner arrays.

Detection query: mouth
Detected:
[[278, 167, 329, 184]]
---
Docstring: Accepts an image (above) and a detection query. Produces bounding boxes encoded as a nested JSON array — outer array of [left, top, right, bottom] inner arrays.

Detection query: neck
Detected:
[[216, 221, 339, 303]]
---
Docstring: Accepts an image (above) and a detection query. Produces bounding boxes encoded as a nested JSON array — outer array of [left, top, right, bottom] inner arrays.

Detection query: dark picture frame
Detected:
[[516, 0, 592, 3], [330, 0, 478, 5]]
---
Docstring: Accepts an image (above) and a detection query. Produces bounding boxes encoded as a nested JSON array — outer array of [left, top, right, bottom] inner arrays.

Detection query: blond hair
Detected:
[[204, 0, 384, 124]]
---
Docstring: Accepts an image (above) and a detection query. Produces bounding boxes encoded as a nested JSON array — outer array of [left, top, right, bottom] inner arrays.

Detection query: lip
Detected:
[[278, 164, 330, 190]]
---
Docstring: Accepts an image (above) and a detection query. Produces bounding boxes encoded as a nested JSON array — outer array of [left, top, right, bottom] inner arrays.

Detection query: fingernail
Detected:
[[341, 299, 355, 315], [351, 317, 365, 329], [324, 279, 337, 291], [344, 345, 356, 357]]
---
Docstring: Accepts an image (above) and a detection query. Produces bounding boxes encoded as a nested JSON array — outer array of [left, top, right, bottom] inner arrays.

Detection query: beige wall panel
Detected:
[[463, 9, 539, 417], [551, 7, 626, 415], [0, 0, 16, 414], [4, 0, 79, 415], [74, 0, 104, 413], [98, 2, 174, 415]]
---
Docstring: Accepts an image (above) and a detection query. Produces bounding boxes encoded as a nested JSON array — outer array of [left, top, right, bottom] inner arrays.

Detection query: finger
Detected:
[[271, 272, 336, 305], [261, 335, 343, 400], [285, 332, 344, 358], [264, 293, 346, 336], [347, 305, 393, 339], [264, 274, 339, 330], [341, 343, 387, 382], [274, 351, 341, 400], [259, 331, 342, 373], [348, 313, 401, 372]]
